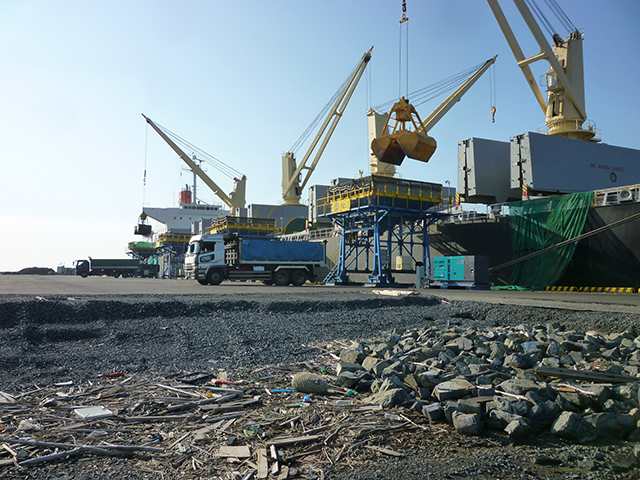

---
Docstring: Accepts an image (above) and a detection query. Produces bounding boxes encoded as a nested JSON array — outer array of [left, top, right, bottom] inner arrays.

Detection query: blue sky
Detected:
[[1, 0, 639, 271]]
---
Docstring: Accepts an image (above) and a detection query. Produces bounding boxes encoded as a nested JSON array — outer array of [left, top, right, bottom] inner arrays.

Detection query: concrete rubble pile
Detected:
[[331, 322, 640, 445]]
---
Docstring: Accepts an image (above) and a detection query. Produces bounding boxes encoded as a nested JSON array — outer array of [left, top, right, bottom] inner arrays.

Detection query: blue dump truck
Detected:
[[185, 234, 325, 286], [74, 258, 140, 278]]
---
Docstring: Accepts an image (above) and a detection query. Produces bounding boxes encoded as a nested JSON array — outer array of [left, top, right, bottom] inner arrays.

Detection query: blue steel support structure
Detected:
[[325, 204, 446, 285]]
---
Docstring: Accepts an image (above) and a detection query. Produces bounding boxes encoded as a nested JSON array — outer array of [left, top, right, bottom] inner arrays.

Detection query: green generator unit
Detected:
[[432, 256, 489, 288]]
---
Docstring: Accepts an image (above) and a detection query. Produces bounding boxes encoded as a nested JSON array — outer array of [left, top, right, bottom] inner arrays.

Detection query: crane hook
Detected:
[[400, 0, 408, 24]]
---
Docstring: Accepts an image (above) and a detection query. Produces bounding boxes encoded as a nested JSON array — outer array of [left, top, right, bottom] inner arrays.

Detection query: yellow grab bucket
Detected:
[[371, 131, 437, 166], [371, 135, 405, 166], [396, 131, 437, 163]]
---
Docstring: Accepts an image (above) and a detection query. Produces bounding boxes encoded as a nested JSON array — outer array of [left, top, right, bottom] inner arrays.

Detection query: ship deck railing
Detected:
[[593, 183, 640, 206]]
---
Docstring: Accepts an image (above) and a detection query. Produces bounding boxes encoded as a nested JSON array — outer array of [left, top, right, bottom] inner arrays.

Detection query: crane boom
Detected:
[[282, 47, 373, 205], [142, 114, 247, 215], [419, 55, 497, 133]]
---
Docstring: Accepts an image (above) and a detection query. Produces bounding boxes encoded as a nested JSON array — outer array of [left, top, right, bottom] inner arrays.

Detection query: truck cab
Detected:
[[185, 234, 226, 284]]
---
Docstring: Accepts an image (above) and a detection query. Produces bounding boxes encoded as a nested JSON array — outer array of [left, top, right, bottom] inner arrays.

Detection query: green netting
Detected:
[[509, 191, 593, 289]]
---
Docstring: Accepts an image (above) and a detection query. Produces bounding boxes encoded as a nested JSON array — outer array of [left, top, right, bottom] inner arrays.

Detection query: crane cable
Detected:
[[152, 120, 244, 181], [372, 60, 488, 113], [288, 57, 363, 154], [526, 0, 577, 38], [399, 0, 409, 99], [490, 62, 497, 123], [142, 123, 148, 207]]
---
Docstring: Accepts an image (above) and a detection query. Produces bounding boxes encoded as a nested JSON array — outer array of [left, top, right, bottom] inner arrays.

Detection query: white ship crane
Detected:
[[487, 0, 599, 141], [142, 114, 247, 216], [281, 47, 373, 205]]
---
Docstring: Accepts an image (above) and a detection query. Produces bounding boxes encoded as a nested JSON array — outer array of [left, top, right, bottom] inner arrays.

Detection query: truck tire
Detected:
[[80, 272, 88, 278], [291, 270, 307, 286], [113, 272, 120, 278], [272, 270, 290, 286], [262, 280, 274, 285], [207, 269, 224, 286], [197, 279, 208, 285]]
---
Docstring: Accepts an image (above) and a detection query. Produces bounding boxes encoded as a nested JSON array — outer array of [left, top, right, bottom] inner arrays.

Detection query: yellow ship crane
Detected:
[[281, 47, 373, 205], [487, 0, 598, 141], [142, 114, 247, 216], [371, 55, 497, 166]]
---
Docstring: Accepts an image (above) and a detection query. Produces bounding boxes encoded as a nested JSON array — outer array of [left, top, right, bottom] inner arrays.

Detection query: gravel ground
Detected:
[[1, 291, 640, 479]]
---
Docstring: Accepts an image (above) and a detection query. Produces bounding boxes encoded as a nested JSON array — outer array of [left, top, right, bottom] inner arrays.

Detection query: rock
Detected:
[[335, 362, 365, 376], [486, 410, 521, 430], [505, 417, 533, 439], [422, 402, 444, 422], [554, 389, 591, 410], [370, 359, 394, 377], [340, 343, 365, 364], [584, 413, 635, 439], [503, 353, 536, 369], [336, 370, 368, 389], [452, 412, 482, 436], [614, 384, 638, 407], [432, 378, 474, 402], [443, 400, 459, 423], [526, 400, 562, 429], [498, 379, 540, 396], [550, 411, 598, 443], [361, 355, 379, 372], [365, 388, 411, 408], [457, 398, 483, 415]]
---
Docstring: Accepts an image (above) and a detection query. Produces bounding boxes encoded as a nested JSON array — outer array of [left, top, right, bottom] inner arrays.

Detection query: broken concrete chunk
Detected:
[[452, 412, 481, 436], [432, 378, 473, 402], [339, 342, 365, 364], [364, 388, 411, 408], [335, 362, 365, 376], [422, 402, 444, 422], [584, 412, 635, 439], [497, 378, 540, 396], [550, 411, 598, 444], [336, 370, 367, 389], [505, 417, 533, 439]]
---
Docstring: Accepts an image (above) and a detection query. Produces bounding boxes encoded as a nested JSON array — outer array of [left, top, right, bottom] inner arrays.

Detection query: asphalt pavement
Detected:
[[1, 275, 638, 314]]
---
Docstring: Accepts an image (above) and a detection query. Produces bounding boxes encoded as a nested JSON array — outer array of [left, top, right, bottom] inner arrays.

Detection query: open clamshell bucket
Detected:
[[396, 131, 437, 164], [370, 96, 438, 166], [371, 130, 437, 165], [371, 135, 405, 165]]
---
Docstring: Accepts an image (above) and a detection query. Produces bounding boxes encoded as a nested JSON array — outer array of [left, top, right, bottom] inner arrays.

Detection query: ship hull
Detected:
[[428, 202, 640, 289]]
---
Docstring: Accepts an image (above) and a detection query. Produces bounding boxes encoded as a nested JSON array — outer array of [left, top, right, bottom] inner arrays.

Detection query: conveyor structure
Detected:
[[320, 176, 448, 285]]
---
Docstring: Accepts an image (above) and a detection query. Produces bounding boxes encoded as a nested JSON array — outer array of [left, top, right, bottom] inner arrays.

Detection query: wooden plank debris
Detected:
[[215, 445, 251, 458], [256, 448, 268, 479], [535, 366, 639, 384], [364, 445, 405, 457], [266, 435, 321, 447]]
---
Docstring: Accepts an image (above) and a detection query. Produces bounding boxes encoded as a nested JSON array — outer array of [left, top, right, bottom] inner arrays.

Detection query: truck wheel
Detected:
[[197, 279, 208, 285], [262, 280, 273, 285], [272, 270, 290, 287], [113, 272, 120, 278], [80, 272, 88, 278], [291, 270, 307, 286], [207, 269, 224, 286]]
